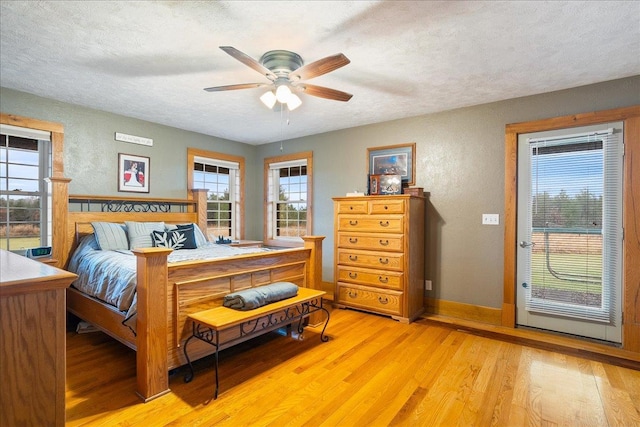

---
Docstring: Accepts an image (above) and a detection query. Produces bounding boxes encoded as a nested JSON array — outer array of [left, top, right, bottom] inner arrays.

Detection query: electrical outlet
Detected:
[[482, 214, 500, 225], [424, 280, 432, 291]]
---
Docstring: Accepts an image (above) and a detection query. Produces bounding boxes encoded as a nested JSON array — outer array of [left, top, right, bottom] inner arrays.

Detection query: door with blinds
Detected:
[[516, 122, 623, 342]]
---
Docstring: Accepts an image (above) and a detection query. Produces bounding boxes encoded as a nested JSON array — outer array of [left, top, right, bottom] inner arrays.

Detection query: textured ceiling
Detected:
[[1, 1, 639, 145]]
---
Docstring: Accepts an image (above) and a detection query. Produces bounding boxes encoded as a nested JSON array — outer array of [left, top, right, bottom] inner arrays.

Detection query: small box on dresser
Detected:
[[333, 194, 426, 323]]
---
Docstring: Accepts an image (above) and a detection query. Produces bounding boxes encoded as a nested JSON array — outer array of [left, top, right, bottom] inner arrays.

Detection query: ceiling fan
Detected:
[[204, 46, 353, 110]]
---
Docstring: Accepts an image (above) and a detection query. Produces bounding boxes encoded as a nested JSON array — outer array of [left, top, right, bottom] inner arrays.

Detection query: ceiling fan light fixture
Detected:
[[275, 84, 292, 103], [260, 90, 277, 109], [287, 94, 302, 111]]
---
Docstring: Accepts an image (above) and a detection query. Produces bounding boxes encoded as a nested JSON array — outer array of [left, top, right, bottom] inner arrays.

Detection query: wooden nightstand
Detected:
[[0, 250, 77, 426]]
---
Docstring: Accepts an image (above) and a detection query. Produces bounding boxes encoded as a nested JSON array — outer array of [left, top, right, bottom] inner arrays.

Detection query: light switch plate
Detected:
[[482, 214, 500, 225]]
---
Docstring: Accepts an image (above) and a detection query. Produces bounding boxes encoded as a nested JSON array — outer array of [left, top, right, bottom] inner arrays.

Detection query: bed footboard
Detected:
[[131, 236, 324, 402]]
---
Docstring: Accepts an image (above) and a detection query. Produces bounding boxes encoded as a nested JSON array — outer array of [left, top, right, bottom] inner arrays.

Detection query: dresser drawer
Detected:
[[337, 266, 403, 290], [337, 248, 404, 272], [337, 232, 404, 252], [336, 283, 402, 316], [369, 198, 405, 214], [336, 200, 368, 214], [337, 215, 403, 233]]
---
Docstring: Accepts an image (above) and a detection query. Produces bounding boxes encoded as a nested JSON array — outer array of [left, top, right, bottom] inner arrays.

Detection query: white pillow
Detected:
[[91, 222, 128, 251], [125, 221, 165, 249]]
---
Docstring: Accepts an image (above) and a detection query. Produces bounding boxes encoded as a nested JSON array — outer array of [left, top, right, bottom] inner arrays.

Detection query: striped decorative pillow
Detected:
[[91, 222, 128, 251], [125, 221, 165, 249]]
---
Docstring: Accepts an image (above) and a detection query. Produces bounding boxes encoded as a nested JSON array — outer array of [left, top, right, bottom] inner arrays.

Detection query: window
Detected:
[[264, 151, 313, 246], [188, 148, 244, 240], [0, 124, 52, 252]]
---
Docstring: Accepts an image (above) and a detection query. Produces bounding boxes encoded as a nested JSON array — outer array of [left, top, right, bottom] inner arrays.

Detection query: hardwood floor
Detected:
[[66, 307, 640, 426]]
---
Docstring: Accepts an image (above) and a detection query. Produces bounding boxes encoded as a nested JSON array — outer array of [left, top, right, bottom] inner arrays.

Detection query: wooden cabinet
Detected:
[[0, 250, 77, 427], [333, 195, 425, 323]]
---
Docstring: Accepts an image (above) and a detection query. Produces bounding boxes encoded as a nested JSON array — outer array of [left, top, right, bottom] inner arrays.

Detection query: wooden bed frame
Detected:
[[60, 190, 324, 402]]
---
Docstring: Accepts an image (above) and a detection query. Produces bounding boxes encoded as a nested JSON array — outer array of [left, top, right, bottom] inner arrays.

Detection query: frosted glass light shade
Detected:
[[287, 94, 302, 111], [275, 84, 292, 103], [260, 91, 277, 109]]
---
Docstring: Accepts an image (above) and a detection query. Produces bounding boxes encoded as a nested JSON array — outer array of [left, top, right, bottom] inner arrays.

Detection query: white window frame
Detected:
[[264, 151, 313, 247], [188, 148, 244, 240], [0, 124, 52, 252]]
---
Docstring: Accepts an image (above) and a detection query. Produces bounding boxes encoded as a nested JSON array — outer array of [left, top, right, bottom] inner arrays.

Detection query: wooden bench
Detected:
[[183, 287, 330, 399]]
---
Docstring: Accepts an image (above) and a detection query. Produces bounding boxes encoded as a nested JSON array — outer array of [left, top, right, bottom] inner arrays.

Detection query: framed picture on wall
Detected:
[[118, 153, 150, 193], [367, 142, 416, 186]]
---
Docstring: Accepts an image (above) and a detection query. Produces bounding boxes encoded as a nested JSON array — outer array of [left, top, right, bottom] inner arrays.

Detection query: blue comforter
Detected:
[[67, 234, 273, 331]]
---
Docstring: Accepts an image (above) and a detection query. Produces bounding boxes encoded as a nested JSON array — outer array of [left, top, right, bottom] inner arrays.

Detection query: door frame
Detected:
[[503, 105, 640, 352]]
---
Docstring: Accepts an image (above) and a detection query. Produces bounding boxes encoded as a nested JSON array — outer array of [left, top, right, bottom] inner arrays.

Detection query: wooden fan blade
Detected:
[[296, 83, 353, 102], [289, 53, 350, 81], [219, 46, 276, 80], [204, 83, 268, 92]]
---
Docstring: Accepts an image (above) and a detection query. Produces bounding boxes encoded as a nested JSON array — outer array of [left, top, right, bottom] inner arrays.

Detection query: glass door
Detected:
[[516, 123, 623, 342]]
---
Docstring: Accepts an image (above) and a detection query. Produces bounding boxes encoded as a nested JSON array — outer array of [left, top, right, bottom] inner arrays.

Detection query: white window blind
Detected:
[[268, 158, 306, 170], [194, 156, 239, 170], [524, 127, 623, 323], [0, 124, 51, 141]]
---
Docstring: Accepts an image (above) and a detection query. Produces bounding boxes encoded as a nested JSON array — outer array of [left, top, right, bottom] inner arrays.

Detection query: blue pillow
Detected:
[[166, 223, 208, 247], [152, 226, 197, 250], [91, 222, 128, 251]]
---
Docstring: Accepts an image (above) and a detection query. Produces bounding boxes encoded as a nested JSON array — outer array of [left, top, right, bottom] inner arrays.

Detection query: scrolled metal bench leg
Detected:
[[183, 334, 196, 383], [296, 316, 305, 336], [213, 345, 219, 400], [318, 306, 330, 342]]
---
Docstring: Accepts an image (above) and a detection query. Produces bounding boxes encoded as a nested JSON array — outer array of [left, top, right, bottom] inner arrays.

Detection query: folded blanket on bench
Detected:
[[223, 282, 299, 311]]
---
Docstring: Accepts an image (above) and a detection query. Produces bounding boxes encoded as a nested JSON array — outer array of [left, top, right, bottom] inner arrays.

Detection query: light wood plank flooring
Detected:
[[66, 307, 640, 426]]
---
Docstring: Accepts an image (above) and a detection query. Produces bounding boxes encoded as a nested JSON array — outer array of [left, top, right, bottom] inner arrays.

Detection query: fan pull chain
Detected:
[[280, 102, 284, 151]]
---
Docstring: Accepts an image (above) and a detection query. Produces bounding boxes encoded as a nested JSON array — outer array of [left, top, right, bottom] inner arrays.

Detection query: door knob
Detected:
[[519, 241, 535, 248]]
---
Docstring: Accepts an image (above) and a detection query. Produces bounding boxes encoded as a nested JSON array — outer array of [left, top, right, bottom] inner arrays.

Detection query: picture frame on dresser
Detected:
[[368, 174, 381, 195], [118, 153, 149, 193], [367, 142, 416, 186], [379, 174, 402, 195]]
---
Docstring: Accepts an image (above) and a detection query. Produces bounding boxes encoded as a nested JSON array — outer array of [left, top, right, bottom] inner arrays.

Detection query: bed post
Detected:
[[48, 176, 71, 268], [132, 247, 173, 402], [191, 189, 208, 237], [302, 236, 325, 326]]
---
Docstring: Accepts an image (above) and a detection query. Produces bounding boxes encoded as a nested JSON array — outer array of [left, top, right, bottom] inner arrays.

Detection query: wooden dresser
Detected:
[[0, 250, 77, 427], [333, 194, 425, 323]]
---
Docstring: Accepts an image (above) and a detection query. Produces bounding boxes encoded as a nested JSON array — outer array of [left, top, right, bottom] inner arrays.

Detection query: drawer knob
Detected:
[[379, 220, 389, 227], [349, 206, 354, 210], [384, 206, 389, 210], [348, 291, 358, 298], [349, 220, 358, 226], [378, 276, 389, 284], [349, 237, 358, 244], [379, 239, 389, 246], [379, 258, 389, 265], [349, 272, 358, 279], [349, 255, 358, 261], [378, 296, 389, 304]]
